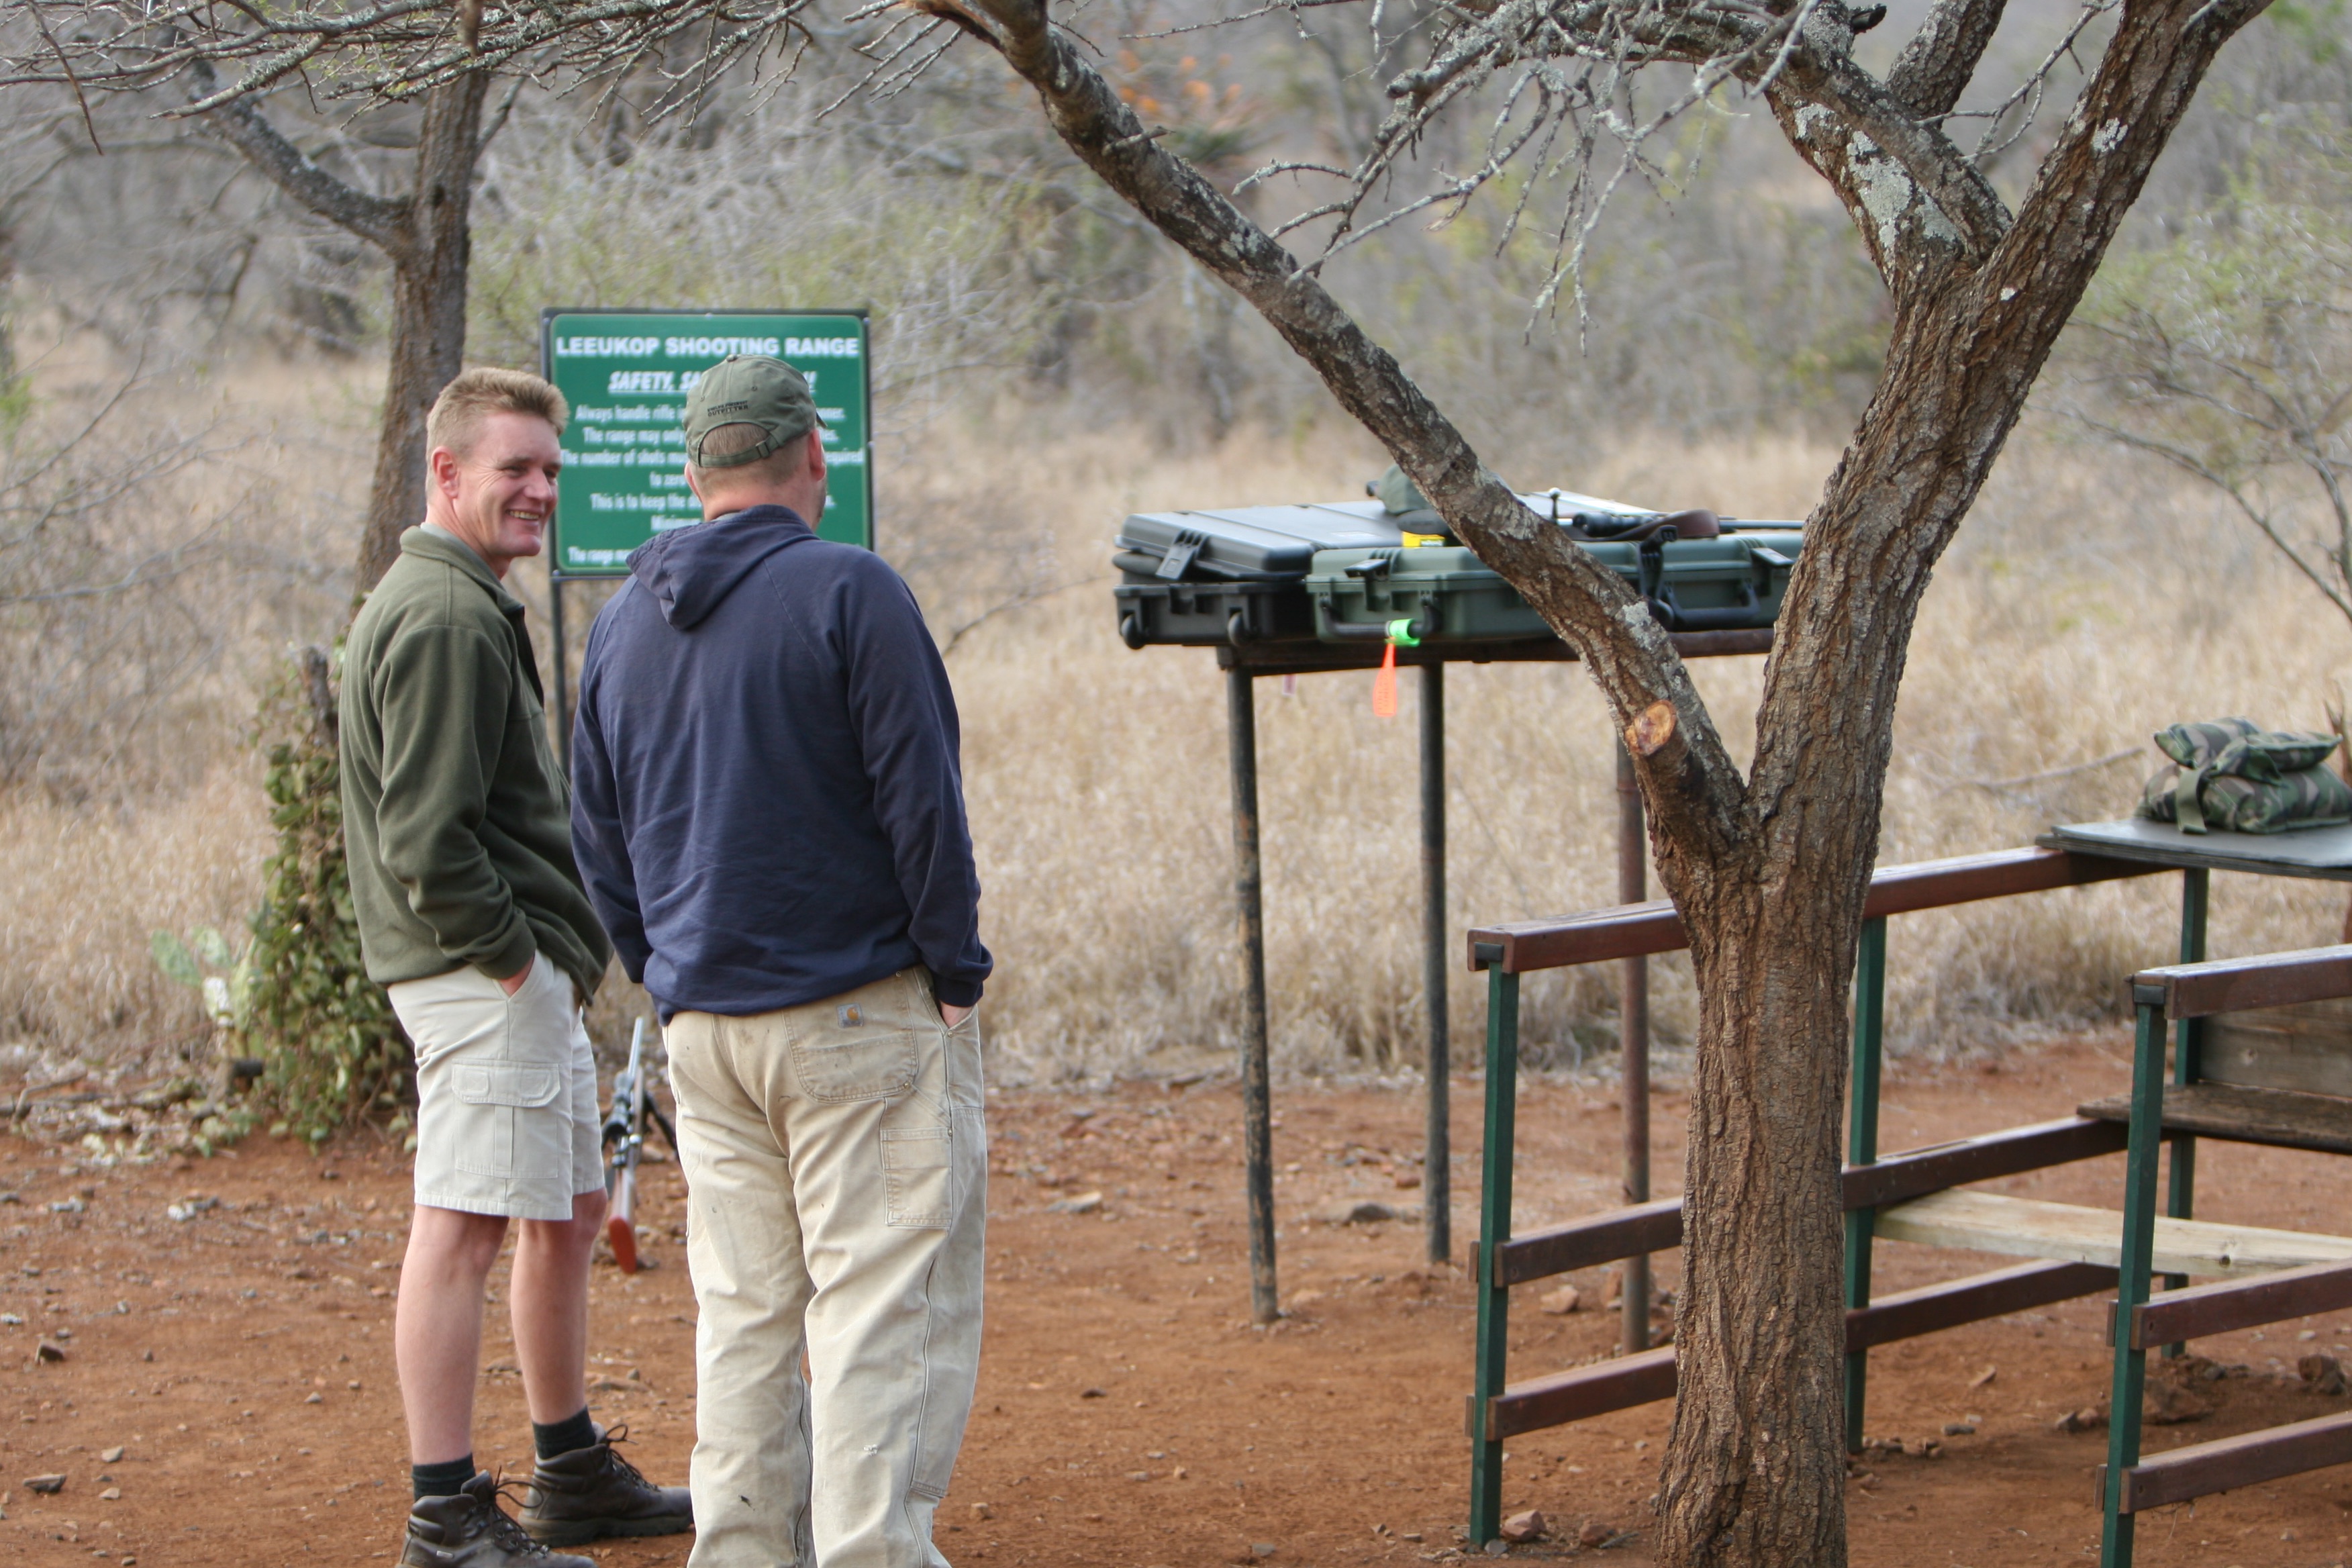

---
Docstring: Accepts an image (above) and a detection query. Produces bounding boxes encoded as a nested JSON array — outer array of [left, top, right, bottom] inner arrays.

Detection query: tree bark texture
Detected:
[[201, 70, 490, 597], [356, 72, 490, 595], [921, 0, 2269, 1559]]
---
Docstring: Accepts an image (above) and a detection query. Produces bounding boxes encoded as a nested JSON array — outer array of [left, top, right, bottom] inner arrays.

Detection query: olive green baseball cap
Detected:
[[683, 354, 823, 469]]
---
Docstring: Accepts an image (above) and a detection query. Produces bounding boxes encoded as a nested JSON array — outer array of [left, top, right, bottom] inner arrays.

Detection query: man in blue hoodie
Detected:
[[569, 355, 991, 1568]]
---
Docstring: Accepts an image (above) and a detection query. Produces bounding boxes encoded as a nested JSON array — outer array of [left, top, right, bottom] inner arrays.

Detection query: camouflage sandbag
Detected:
[[2137, 717, 2351, 834], [2153, 717, 2340, 777]]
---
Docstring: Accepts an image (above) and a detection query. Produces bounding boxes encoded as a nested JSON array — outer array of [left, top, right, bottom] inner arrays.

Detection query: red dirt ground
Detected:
[[3, 1034, 2351, 1567]]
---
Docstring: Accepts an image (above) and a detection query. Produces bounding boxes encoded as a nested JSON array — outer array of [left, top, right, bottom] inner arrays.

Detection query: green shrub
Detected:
[[229, 652, 410, 1146]]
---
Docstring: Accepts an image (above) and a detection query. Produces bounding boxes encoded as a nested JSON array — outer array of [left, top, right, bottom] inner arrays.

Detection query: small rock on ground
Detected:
[[1499, 1509, 1545, 1543]]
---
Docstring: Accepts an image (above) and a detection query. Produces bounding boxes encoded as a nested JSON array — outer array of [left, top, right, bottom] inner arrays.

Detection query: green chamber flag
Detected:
[[538, 309, 873, 573]]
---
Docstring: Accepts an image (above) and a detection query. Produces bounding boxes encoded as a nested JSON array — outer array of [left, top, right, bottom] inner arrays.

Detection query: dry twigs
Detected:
[[0, 0, 817, 121]]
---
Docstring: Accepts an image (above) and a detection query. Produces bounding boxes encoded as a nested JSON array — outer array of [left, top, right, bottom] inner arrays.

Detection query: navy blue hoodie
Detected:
[[569, 505, 990, 1019]]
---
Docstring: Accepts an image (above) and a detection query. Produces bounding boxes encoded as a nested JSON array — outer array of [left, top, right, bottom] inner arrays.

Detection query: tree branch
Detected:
[[1766, 42, 2010, 279], [189, 61, 413, 257], [1991, 0, 2275, 327], [933, 0, 1755, 862], [3, 0, 812, 114], [2063, 407, 2352, 624], [1886, 0, 2007, 118]]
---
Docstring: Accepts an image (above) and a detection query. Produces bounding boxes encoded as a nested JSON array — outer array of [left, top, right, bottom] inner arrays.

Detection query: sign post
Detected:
[[536, 308, 873, 752]]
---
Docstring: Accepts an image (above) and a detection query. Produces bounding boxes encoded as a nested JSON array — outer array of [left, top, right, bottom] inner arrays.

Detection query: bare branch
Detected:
[[1993, 0, 2274, 322], [1885, 0, 2004, 119], [1961, 0, 2114, 167], [1767, 40, 2010, 272], [26, 0, 102, 151], [0, 0, 816, 117], [187, 60, 413, 256], [2061, 409, 2352, 627]]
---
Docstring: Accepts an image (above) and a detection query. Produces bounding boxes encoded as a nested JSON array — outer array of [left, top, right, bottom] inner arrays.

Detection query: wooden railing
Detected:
[[1460, 843, 2170, 1544]]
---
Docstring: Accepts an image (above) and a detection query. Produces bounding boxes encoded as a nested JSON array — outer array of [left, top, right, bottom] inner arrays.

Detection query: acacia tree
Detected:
[[887, 0, 2275, 1561]]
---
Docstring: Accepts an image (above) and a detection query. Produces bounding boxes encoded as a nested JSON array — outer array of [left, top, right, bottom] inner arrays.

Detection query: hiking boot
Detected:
[[518, 1423, 693, 1545], [402, 1473, 594, 1568]]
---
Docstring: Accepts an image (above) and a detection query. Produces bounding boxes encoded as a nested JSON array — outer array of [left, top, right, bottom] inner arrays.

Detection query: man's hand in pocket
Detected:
[[499, 965, 530, 997], [941, 1003, 973, 1028]]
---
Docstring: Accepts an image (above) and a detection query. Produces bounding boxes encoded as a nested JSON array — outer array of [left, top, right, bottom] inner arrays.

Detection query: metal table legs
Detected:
[[1226, 667, 1279, 1324], [1423, 665, 1451, 1264]]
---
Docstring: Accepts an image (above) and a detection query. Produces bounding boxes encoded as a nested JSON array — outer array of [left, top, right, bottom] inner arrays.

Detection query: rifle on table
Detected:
[[601, 1018, 679, 1274]]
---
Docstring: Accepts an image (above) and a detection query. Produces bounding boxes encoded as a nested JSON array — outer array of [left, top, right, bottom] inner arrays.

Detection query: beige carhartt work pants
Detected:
[[665, 966, 987, 1568]]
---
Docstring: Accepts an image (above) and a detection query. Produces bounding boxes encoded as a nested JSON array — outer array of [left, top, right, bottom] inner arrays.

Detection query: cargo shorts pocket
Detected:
[[881, 1125, 953, 1229], [450, 1062, 563, 1179]]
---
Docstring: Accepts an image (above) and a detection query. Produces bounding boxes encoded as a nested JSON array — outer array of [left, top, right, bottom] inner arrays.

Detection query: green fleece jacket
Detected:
[[340, 527, 611, 1000]]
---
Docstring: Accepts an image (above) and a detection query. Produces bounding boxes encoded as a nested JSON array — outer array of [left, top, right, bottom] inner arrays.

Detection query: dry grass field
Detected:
[[3, 345, 2349, 1088]]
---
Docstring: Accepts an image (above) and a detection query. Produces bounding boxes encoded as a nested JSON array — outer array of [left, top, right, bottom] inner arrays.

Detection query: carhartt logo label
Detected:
[[838, 1005, 863, 1027]]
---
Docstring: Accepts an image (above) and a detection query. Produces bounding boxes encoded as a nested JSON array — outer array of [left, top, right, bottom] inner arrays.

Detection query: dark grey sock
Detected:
[[533, 1405, 597, 1461], [412, 1455, 475, 1501]]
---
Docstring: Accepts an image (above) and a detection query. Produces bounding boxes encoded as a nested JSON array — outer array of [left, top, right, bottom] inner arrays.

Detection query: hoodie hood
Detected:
[[626, 505, 814, 630]]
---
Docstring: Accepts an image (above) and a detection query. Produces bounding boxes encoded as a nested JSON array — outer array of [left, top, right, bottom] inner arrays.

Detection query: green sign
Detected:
[[538, 309, 873, 574]]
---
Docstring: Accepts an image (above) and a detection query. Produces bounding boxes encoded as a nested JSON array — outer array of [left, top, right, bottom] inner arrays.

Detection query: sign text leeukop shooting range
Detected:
[[539, 309, 873, 573]]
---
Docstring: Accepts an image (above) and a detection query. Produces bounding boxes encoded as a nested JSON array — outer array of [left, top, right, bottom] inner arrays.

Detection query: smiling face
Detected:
[[426, 410, 562, 578]]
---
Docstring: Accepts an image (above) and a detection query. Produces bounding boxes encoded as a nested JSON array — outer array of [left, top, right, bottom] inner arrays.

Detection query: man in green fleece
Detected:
[[341, 368, 690, 1567]]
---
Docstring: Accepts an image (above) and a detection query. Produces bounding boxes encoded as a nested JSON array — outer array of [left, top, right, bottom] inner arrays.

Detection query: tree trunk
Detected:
[[355, 72, 491, 595], [196, 66, 492, 599], [1645, 872, 1851, 1559]]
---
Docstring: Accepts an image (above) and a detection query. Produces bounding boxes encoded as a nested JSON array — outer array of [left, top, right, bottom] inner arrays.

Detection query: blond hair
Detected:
[[426, 368, 569, 458]]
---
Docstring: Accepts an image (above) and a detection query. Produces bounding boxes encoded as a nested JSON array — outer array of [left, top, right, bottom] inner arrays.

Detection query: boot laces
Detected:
[[479, 1473, 557, 1559], [595, 1422, 651, 1487]]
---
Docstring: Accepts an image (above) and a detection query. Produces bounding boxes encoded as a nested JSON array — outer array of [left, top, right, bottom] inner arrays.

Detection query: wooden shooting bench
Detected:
[[2092, 937, 2352, 1566], [1457, 820, 2352, 1558]]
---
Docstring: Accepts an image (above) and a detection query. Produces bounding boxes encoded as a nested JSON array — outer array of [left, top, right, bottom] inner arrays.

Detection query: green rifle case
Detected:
[[1112, 578, 1321, 648], [1304, 530, 1802, 644]]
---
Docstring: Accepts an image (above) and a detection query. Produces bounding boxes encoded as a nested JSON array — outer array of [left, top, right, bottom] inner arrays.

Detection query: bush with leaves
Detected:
[[229, 650, 411, 1146]]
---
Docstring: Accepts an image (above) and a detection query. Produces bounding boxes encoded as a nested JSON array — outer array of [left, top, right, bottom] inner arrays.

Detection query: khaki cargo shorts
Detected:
[[387, 952, 604, 1222]]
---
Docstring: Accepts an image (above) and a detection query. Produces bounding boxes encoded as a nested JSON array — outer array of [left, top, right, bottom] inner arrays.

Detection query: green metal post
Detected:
[[1843, 916, 1887, 1453], [2100, 992, 2171, 1568], [2161, 869, 2207, 1354], [1468, 949, 1519, 1549]]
